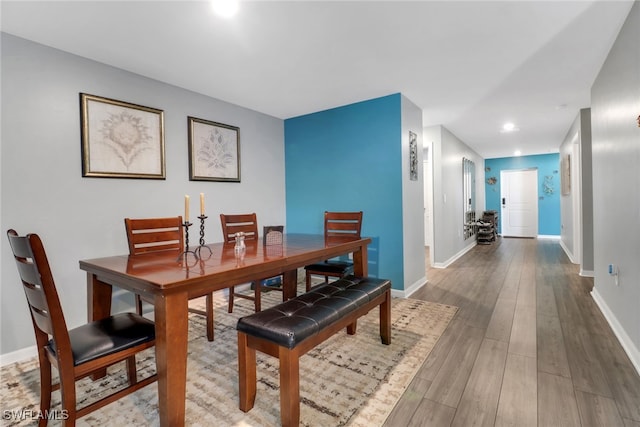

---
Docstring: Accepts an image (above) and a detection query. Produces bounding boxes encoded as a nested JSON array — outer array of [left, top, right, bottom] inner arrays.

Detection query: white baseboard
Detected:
[[559, 239, 578, 264], [538, 235, 561, 239], [579, 269, 594, 277], [433, 241, 476, 269], [0, 345, 37, 367], [591, 288, 640, 376], [391, 276, 426, 299]]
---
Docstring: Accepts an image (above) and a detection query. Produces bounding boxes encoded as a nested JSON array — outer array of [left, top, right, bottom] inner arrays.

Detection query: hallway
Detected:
[[385, 237, 640, 426]]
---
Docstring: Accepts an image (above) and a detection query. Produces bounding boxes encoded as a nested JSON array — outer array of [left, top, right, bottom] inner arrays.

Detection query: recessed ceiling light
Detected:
[[514, 150, 522, 156], [211, 0, 239, 18], [500, 122, 519, 133]]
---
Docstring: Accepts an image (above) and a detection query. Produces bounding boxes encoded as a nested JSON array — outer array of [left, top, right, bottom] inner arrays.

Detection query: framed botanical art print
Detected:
[[409, 131, 418, 181], [188, 116, 240, 182], [80, 93, 165, 179]]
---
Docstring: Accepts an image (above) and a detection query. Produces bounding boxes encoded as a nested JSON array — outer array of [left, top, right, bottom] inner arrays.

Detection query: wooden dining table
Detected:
[[79, 233, 371, 426]]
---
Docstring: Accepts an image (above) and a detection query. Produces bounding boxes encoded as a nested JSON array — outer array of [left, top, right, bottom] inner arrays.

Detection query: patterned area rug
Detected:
[[1, 284, 457, 426]]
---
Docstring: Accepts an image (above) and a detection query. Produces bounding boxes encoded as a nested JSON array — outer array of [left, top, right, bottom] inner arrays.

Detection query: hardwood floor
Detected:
[[385, 237, 640, 427]]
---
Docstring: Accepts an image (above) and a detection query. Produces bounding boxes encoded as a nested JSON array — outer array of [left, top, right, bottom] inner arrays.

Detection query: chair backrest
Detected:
[[6, 230, 70, 357], [124, 216, 184, 255], [220, 213, 259, 243], [324, 211, 363, 238]]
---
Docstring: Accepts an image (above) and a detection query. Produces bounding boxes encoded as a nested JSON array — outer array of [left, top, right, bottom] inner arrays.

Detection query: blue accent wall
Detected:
[[284, 94, 404, 289], [484, 153, 561, 235]]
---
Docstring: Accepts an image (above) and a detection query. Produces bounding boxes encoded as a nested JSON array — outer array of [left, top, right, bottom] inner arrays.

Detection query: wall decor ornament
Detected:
[[80, 93, 165, 179], [188, 116, 240, 182], [409, 131, 418, 181], [543, 175, 555, 195]]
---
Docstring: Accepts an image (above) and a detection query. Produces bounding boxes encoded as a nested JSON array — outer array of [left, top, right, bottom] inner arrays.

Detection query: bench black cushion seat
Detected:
[[236, 275, 391, 349], [304, 260, 354, 275]]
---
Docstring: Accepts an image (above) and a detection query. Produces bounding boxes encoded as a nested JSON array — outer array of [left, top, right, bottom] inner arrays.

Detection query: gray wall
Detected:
[[1, 34, 286, 358], [559, 108, 594, 275], [426, 125, 484, 267], [579, 109, 594, 274], [590, 2, 640, 370], [559, 116, 579, 259]]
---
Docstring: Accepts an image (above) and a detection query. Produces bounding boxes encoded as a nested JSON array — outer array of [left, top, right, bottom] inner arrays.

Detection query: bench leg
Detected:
[[346, 321, 357, 335], [380, 289, 391, 345], [279, 346, 300, 427], [238, 332, 257, 412]]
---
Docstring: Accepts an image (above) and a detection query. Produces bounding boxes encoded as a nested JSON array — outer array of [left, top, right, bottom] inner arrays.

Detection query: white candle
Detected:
[[200, 193, 205, 216], [184, 195, 190, 222]]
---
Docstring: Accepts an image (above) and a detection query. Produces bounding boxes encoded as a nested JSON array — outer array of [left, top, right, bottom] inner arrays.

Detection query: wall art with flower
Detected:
[[188, 117, 240, 182], [80, 93, 165, 179]]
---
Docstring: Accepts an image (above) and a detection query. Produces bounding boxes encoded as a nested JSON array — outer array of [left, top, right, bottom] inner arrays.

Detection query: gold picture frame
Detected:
[[80, 93, 165, 179], [188, 116, 240, 182]]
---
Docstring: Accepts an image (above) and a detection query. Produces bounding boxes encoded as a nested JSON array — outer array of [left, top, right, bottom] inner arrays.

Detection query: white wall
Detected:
[[590, 3, 640, 372], [401, 95, 426, 296], [1, 34, 286, 358], [427, 125, 484, 268]]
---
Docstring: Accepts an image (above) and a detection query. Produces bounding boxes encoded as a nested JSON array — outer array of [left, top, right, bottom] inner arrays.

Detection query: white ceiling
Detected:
[[1, 0, 634, 158]]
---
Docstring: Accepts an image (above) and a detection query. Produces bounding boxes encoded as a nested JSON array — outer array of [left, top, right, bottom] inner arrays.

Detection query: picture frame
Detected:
[[188, 116, 240, 182], [80, 93, 165, 179], [409, 131, 418, 181]]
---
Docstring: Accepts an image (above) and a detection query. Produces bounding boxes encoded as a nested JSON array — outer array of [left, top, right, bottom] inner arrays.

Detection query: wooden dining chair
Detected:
[[125, 216, 215, 341], [304, 211, 363, 291], [6, 229, 157, 426], [220, 213, 284, 313]]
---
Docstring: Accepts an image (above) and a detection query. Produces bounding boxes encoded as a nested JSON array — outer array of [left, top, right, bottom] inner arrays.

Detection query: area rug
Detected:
[[1, 284, 457, 427]]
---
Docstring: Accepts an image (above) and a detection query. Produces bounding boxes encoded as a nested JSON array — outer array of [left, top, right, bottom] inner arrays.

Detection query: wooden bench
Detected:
[[236, 275, 391, 426]]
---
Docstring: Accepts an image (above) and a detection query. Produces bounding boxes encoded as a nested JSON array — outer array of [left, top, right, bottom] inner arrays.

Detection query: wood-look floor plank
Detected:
[[624, 418, 640, 427], [537, 312, 571, 378], [495, 353, 537, 427], [408, 398, 457, 427], [424, 325, 485, 408], [575, 390, 625, 426], [537, 371, 581, 426], [536, 280, 558, 318], [591, 330, 640, 421], [561, 321, 614, 398], [384, 377, 432, 426], [508, 304, 536, 358], [451, 338, 508, 427], [484, 295, 516, 343], [415, 316, 466, 381]]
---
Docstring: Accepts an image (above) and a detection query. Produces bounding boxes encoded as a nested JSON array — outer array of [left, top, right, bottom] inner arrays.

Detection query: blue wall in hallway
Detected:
[[484, 153, 561, 236], [284, 94, 404, 289]]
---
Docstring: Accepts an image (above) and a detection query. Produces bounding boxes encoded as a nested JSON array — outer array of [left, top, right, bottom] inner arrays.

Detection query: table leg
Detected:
[[352, 243, 369, 277], [87, 273, 112, 322], [154, 291, 189, 427], [87, 274, 112, 379], [282, 269, 298, 300]]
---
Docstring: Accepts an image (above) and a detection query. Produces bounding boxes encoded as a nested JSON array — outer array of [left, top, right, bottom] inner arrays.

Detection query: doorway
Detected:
[[500, 168, 538, 237]]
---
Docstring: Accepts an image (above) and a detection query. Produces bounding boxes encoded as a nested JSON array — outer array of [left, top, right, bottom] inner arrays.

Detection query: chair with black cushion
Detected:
[[125, 216, 215, 341], [304, 211, 363, 291], [6, 229, 157, 426], [220, 213, 284, 313]]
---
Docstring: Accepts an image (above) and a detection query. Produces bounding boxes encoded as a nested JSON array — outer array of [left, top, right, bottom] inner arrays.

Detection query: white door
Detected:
[[500, 169, 538, 237]]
